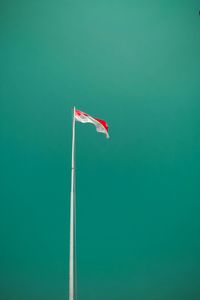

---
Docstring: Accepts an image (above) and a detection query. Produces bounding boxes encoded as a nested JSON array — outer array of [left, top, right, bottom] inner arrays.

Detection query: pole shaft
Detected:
[[69, 107, 75, 300]]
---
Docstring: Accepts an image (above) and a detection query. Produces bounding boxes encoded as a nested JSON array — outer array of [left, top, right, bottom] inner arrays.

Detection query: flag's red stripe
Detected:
[[93, 117, 108, 132], [75, 110, 88, 117]]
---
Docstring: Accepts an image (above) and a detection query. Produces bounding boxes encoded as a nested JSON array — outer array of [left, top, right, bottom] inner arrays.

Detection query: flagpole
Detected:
[[69, 106, 76, 300]]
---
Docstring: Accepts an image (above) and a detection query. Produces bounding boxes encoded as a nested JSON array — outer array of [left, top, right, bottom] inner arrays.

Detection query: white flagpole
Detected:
[[69, 107, 76, 300]]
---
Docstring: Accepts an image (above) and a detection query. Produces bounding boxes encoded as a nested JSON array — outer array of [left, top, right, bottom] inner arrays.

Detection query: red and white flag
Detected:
[[75, 109, 109, 138]]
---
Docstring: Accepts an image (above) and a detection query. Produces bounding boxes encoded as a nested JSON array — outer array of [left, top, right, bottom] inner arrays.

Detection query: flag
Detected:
[[75, 109, 109, 138]]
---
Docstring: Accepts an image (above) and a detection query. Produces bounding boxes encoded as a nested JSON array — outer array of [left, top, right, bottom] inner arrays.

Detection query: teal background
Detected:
[[1, 1, 200, 299]]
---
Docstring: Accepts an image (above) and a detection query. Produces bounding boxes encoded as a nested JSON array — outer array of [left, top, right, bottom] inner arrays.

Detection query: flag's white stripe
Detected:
[[75, 114, 109, 138]]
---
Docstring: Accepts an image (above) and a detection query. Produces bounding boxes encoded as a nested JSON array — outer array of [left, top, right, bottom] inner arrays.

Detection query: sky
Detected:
[[1, 1, 200, 299]]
